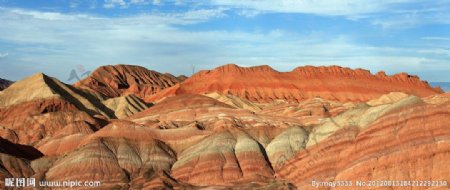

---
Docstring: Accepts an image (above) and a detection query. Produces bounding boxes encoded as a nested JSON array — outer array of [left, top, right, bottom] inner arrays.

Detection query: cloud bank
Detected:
[[0, 1, 449, 82]]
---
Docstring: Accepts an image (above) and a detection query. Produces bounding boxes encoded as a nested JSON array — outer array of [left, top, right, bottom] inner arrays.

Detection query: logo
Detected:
[[67, 64, 91, 82]]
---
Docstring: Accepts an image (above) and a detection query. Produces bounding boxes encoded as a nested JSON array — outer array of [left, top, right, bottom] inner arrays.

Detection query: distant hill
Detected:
[[74, 64, 184, 99], [146, 64, 442, 103]]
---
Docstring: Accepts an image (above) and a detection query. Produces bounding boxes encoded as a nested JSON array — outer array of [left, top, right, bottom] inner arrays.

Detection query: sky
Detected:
[[0, 0, 449, 83]]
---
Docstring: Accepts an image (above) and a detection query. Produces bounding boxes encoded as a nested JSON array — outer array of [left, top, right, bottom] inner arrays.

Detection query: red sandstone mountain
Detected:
[[0, 78, 12, 91], [74, 65, 184, 99], [146, 64, 442, 103], [0, 65, 449, 189]]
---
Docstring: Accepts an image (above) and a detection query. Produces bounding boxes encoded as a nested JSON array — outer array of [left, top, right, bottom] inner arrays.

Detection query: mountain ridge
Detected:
[[0, 64, 448, 189], [146, 64, 442, 103], [0, 73, 115, 118], [74, 64, 183, 99]]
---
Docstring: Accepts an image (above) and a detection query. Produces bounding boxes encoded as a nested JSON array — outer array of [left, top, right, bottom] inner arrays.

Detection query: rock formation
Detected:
[[0, 64, 448, 189], [0, 73, 115, 118], [277, 98, 450, 189], [0, 137, 42, 188], [102, 94, 150, 119], [170, 131, 274, 186], [74, 65, 183, 99], [205, 92, 263, 112], [0, 73, 110, 145], [146, 64, 441, 103]]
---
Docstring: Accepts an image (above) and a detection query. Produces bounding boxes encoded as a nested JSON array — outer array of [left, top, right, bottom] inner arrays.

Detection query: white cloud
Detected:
[[236, 9, 261, 18], [70, 1, 79, 8], [152, 0, 162, 5], [418, 49, 450, 56], [181, 8, 228, 22], [130, 0, 151, 5], [104, 0, 127, 8], [371, 7, 450, 29], [0, 52, 8, 58], [103, 0, 156, 8], [8, 9, 93, 20], [0, 7, 448, 82], [208, 0, 450, 29], [175, 0, 184, 6], [422, 37, 450, 41], [0, 7, 231, 80], [207, 0, 416, 17]]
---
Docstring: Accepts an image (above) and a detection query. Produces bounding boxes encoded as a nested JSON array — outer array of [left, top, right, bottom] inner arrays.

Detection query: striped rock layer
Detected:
[[74, 65, 183, 99], [277, 97, 450, 189], [146, 64, 441, 103], [0, 65, 448, 189]]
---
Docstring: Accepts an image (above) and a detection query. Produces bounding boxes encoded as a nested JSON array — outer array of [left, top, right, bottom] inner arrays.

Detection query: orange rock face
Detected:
[[146, 64, 441, 103], [74, 65, 183, 99]]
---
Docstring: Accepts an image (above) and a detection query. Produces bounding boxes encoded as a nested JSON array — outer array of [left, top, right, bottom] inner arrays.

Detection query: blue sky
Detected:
[[0, 0, 449, 83]]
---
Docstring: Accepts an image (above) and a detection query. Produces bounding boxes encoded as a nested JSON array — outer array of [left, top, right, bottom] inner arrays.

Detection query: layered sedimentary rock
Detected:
[[258, 98, 355, 126], [0, 73, 59, 107], [130, 93, 348, 187], [45, 138, 176, 189], [423, 92, 450, 105], [171, 130, 274, 186], [277, 96, 450, 189], [0, 73, 110, 145], [25, 120, 211, 189], [74, 65, 182, 99], [0, 138, 42, 188], [132, 94, 317, 128], [131, 94, 236, 122], [130, 94, 314, 149], [366, 92, 410, 106], [205, 92, 263, 112], [0, 153, 35, 188], [0, 64, 448, 189], [102, 94, 150, 119], [0, 73, 115, 118], [0, 78, 12, 91], [146, 64, 441, 103], [0, 98, 104, 145], [305, 94, 424, 147], [42, 121, 183, 189], [35, 121, 96, 156], [266, 127, 307, 171]]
